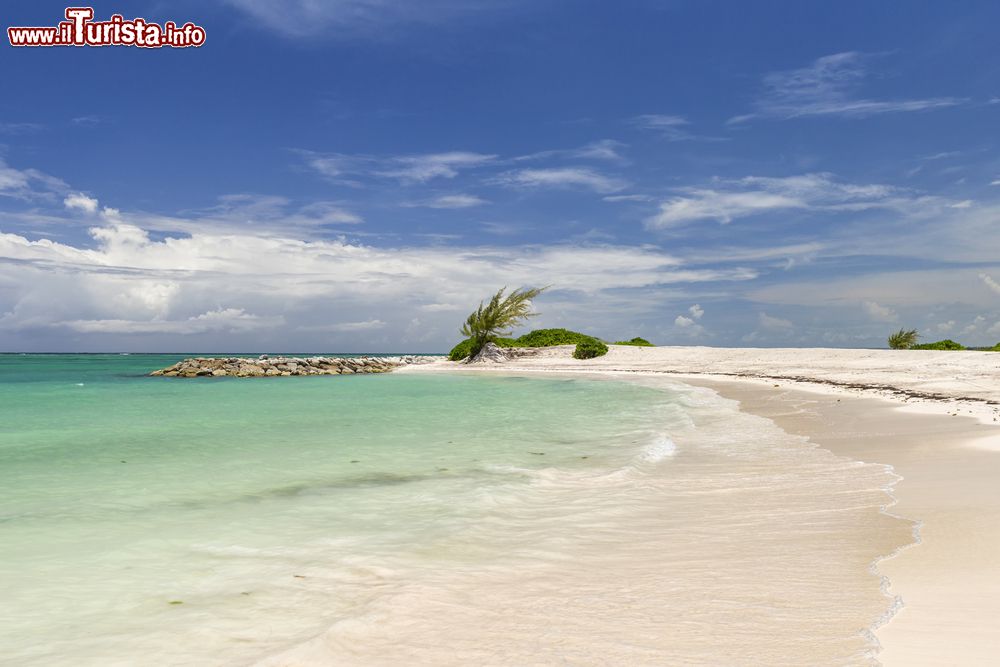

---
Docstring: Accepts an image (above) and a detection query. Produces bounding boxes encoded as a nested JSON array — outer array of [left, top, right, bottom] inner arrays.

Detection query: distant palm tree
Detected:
[[461, 286, 547, 358], [887, 328, 919, 349]]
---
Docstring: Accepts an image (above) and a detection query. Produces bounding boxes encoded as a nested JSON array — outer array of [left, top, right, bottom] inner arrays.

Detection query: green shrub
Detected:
[[887, 328, 919, 349], [515, 328, 595, 347], [573, 339, 609, 359], [613, 337, 654, 347], [911, 339, 966, 351], [448, 336, 516, 361], [448, 338, 473, 361], [450, 327, 611, 360], [515, 328, 609, 359]]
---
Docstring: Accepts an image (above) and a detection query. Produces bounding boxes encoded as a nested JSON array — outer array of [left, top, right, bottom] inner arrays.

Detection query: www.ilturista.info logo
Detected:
[[7, 7, 206, 48]]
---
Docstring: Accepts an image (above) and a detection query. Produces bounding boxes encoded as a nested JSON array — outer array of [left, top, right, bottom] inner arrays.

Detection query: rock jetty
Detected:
[[150, 355, 439, 378]]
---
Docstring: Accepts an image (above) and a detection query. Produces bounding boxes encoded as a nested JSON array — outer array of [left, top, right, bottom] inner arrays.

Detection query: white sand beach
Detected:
[[401, 345, 1000, 665]]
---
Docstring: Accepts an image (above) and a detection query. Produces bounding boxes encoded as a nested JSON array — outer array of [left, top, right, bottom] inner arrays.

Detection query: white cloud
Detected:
[[496, 167, 628, 194], [300, 153, 353, 181], [59, 308, 282, 335], [632, 114, 687, 129], [631, 115, 692, 141], [921, 151, 963, 161], [730, 52, 965, 123], [991, 180, 1000, 186], [302, 319, 386, 332], [0, 214, 757, 345], [981, 273, 1000, 295], [410, 194, 488, 209], [517, 140, 627, 163], [961, 315, 987, 336], [418, 303, 461, 312], [672, 308, 706, 337], [758, 312, 794, 330], [749, 266, 1000, 317], [936, 320, 956, 333], [301, 150, 495, 185], [142, 194, 362, 236], [223, 0, 512, 37], [685, 242, 824, 265], [603, 194, 654, 203], [862, 300, 898, 322], [570, 140, 627, 162], [949, 200, 973, 209], [0, 158, 67, 200], [851, 203, 1000, 265], [650, 189, 803, 227], [0, 121, 43, 135], [71, 115, 104, 127], [377, 152, 496, 183], [630, 114, 725, 142], [63, 193, 99, 214], [304, 145, 630, 193], [645, 172, 928, 228], [479, 221, 529, 236]]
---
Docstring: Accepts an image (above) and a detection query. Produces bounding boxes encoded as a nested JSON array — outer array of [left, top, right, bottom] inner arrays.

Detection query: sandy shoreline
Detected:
[[402, 345, 1000, 664], [689, 377, 1000, 665]]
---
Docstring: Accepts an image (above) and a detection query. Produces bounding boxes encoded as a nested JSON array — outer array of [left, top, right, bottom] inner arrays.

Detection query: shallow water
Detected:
[[0, 356, 912, 665]]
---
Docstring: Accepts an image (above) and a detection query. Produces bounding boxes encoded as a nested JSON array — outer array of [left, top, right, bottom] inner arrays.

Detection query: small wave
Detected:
[[863, 462, 923, 654], [635, 434, 676, 463]]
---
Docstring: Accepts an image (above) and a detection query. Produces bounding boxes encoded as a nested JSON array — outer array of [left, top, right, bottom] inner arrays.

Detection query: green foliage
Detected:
[[515, 327, 610, 358], [911, 339, 966, 351], [460, 286, 547, 359], [613, 337, 654, 347], [887, 328, 919, 350], [448, 337, 516, 361], [448, 339, 474, 361], [449, 323, 613, 362], [573, 339, 609, 359], [514, 328, 595, 347]]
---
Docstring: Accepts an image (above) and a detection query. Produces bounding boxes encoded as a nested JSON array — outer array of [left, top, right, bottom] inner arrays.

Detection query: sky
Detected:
[[1, 1, 999, 352]]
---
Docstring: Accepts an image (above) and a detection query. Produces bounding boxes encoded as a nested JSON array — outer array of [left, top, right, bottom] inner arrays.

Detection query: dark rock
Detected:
[[150, 354, 441, 378]]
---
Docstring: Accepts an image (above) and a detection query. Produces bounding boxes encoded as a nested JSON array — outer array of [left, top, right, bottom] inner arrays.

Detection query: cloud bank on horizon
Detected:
[[0, 2, 998, 351]]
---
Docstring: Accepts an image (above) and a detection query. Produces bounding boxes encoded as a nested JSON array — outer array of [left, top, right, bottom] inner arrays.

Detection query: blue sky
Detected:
[[1, 1, 999, 352]]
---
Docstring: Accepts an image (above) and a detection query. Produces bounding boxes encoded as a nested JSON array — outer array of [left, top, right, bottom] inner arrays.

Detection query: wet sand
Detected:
[[401, 344, 1000, 664], [688, 377, 1000, 665]]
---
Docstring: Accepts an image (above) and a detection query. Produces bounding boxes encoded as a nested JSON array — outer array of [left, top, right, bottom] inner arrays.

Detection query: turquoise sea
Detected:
[[0, 355, 912, 666]]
